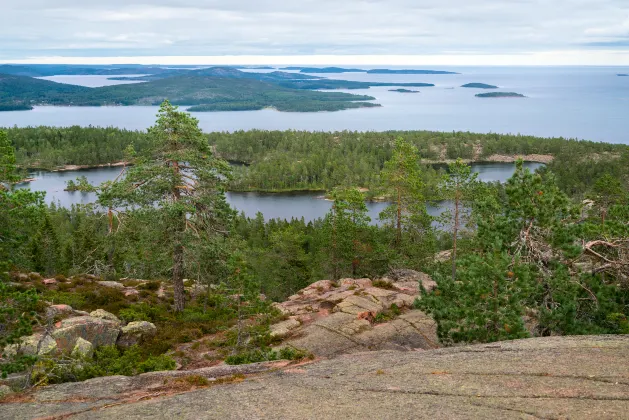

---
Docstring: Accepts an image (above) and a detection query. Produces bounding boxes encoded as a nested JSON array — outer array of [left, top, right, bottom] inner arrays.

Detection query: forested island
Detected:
[[461, 83, 498, 89], [0, 68, 382, 112], [476, 92, 525, 98], [2, 110, 629, 392], [389, 88, 420, 93], [0, 66, 448, 112], [277, 67, 459, 74], [618, 74, 628, 76], [367, 69, 459, 74], [297, 67, 364, 73]]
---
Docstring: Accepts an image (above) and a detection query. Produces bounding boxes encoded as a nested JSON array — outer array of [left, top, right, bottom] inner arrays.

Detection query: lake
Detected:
[[16, 162, 543, 222], [1, 66, 628, 144]]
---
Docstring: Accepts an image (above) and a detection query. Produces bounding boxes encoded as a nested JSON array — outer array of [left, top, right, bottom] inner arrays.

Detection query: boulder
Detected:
[[3, 333, 58, 357], [97, 281, 125, 290], [46, 304, 75, 319], [89, 309, 121, 326], [71, 338, 94, 358], [124, 289, 139, 297], [0, 384, 13, 399], [52, 316, 120, 352], [270, 318, 301, 339], [43, 278, 57, 285], [117, 321, 157, 348]]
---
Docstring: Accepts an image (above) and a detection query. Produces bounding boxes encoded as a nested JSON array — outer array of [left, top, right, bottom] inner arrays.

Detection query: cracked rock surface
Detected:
[[4, 335, 629, 419], [272, 272, 439, 357]]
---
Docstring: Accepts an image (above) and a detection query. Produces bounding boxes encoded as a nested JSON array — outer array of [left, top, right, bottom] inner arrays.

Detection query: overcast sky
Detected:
[[1, 0, 628, 65]]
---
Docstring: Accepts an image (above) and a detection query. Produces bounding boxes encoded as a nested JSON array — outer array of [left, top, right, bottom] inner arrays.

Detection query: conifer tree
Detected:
[[379, 137, 432, 262], [325, 187, 370, 279], [438, 158, 480, 280], [99, 101, 232, 311]]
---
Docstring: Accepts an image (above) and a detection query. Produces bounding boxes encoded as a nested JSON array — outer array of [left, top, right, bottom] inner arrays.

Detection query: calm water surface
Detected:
[[1, 67, 628, 143], [16, 162, 543, 222]]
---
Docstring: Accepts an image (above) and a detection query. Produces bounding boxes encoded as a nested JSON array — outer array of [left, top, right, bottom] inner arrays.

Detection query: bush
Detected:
[[31, 345, 176, 385]]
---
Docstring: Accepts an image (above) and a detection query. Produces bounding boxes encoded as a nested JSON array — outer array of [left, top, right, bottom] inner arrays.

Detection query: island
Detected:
[[618, 74, 628, 77], [461, 83, 498, 89], [388, 88, 420, 93], [297, 67, 364, 73], [0, 68, 381, 113], [475, 92, 526, 98], [367, 69, 459, 75]]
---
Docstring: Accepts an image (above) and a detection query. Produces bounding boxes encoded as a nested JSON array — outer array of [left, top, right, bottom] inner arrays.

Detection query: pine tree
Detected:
[[379, 137, 432, 263], [325, 187, 371, 279], [438, 158, 480, 280], [99, 101, 233, 311]]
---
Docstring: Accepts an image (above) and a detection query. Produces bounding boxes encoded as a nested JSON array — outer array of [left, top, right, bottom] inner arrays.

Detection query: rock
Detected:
[[340, 278, 372, 288], [434, 250, 452, 263], [117, 321, 157, 348], [97, 281, 125, 290], [4, 333, 58, 357], [0, 384, 13, 399], [71, 338, 94, 358], [45, 304, 75, 319], [89, 309, 121, 326], [52, 316, 120, 352], [5, 336, 629, 420], [124, 289, 139, 297], [270, 318, 301, 338], [157, 286, 166, 298], [43, 278, 57, 285], [14, 273, 29, 282], [335, 294, 383, 315]]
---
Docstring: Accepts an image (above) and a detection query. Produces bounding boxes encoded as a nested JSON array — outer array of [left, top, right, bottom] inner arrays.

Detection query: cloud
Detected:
[[1, 0, 629, 64]]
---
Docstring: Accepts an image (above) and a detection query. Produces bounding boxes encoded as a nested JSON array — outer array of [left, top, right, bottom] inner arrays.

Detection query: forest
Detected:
[[1, 103, 628, 388], [5, 126, 629, 198]]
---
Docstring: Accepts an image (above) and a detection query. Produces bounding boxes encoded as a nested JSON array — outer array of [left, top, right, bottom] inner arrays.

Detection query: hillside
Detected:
[[0, 70, 379, 112]]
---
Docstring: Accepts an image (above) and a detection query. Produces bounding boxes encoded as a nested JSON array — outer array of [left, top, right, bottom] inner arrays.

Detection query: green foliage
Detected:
[[100, 101, 233, 311], [0, 277, 40, 378], [324, 187, 372, 279], [419, 253, 535, 344], [225, 346, 312, 365], [32, 345, 176, 385], [379, 137, 435, 263]]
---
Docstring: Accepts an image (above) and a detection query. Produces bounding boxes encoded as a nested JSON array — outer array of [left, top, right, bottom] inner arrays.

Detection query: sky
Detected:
[[1, 0, 628, 65]]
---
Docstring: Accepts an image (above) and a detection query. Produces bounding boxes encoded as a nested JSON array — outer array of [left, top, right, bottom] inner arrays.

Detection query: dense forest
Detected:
[[2, 106, 629, 387], [5, 126, 629, 198]]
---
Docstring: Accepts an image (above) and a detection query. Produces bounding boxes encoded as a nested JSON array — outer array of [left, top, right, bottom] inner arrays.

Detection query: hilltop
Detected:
[[3, 335, 628, 419]]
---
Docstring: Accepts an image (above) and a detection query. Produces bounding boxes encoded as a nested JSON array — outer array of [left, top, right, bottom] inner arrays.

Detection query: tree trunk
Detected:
[[172, 160, 186, 312], [173, 242, 185, 312], [396, 186, 402, 248], [452, 187, 460, 281], [332, 203, 339, 280]]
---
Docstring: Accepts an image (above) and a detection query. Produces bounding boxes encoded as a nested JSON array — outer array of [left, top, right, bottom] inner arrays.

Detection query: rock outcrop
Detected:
[[4, 336, 629, 419], [271, 271, 438, 357]]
